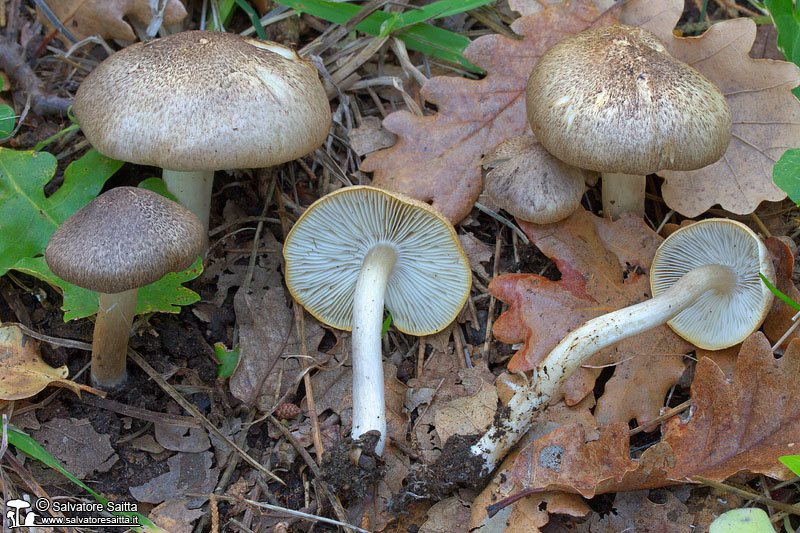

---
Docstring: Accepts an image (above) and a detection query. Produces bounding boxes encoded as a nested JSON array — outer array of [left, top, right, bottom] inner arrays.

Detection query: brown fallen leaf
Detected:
[[130, 451, 220, 506], [360, 1, 616, 223], [763, 236, 800, 350], [30, 418, 118, 479], [148, 500, 204, 533], [616, 0, 800, 217], [420, 497, 471, 533], [154, 423, 210, 453], [490, 209, 690, 424], [39, 0, 187, 42], [511, 332, 799, 496], [0, 324, 94, 400], [579, 490, 693, 533]]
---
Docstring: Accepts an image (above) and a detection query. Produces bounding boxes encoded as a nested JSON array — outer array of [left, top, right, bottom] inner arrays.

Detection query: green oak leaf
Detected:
[[13, 256, 203, 321], [773, 148, 800, 204], [0, 148, 120, 275], [0, 147, 202, 320]]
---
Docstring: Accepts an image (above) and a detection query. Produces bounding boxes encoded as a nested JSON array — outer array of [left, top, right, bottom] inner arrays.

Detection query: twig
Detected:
[[126, 347, 284, 484], [266, 415, 353, 533], [81, 395, 201, 428], [0, 34, 71, 116], [628, 399, 691, 436], [690, 475, 800, 516], [482, 227, 503, 356]]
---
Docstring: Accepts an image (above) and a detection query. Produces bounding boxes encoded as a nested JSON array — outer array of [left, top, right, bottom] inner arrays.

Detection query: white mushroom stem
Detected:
[[352, 243, 398, 455], [162, 169, 215, 232], [471, 263, 736, 473], [602, 172, 646, 219], [91, 289, 138, 389]]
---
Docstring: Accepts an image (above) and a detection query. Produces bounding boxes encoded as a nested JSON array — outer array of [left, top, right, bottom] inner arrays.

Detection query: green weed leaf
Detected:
[[764, 0, 800, 99], [779, 454, 800, 475], [773, 148, 800, 204], [9, 426, 163, 531], [214, 343, 240, 378]]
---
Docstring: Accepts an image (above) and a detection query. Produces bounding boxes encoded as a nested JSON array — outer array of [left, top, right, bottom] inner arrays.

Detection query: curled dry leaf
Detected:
[[360, 1, 615, 223], [38, 0, 188, 42], [490, 209, 690, 424], [0, 324, 93, 400], [617, 0, 800, 217], [762, 236, 800, 349], [511, 333, 800, 496]]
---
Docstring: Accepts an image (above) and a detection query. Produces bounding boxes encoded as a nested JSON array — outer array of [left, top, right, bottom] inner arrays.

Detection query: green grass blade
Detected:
[[275, 0, 482, 72], [234, 0, 268, 39], [391, 0, 496, 30], [8, 427, 163, 531], [760, 272, 800, 311]]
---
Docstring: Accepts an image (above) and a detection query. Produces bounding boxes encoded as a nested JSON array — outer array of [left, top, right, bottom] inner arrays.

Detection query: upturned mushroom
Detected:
[[467, 218, 774, 476], [482, 135, 586, 224], [46, 187, 206, 389], [283, 186, 472, 455], [526, 24, 731, 219], [72, 30, 332, 231]]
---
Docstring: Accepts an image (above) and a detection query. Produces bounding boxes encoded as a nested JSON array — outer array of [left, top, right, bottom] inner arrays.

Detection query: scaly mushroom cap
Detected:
[[526, 24, 731, 175], [482, 135, 585, 224], [73, 30, 331, 172], [283, 186, 472, 335], [650, 219, 775, 349], [45, 187, 206, 294]]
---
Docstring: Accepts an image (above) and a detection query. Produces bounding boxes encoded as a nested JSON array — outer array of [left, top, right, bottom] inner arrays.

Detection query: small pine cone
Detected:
[[274, 403, 301, 420]]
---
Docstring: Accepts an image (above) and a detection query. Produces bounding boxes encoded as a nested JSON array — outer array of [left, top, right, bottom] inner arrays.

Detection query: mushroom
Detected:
[[482, 135, 586, 224], [45, 187, 206, 389], [468, 218, 775, 475], [526, 24, 731, 219], [283, 186, 472, 454], [72, 30, 332, 231]]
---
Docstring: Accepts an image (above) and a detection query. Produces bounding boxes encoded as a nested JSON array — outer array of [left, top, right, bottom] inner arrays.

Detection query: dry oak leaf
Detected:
[[762, 236, 800, 350], [490, 209, 690, 424], [616, 0, 800, 217], [511, 333, 799, 497], [39, 0, 188, 42], [360, 0, 616, 223], [0, 324, 93, 400]]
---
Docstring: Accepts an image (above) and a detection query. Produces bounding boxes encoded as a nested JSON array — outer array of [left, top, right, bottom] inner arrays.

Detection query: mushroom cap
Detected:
[[283, 186, 472, 335], [45, 187, 206, 294], [482, 135, 585, 224], [650, 219, 775, 350], [73, 30, 331, 172], [526, 24, 731, 175]]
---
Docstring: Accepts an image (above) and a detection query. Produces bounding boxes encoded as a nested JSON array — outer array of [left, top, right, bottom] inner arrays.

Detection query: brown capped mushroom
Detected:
[[526, 24, 731, 219], [482, 135, 586, 224], [45, 187, 206, 388], [72, 31, 332, 231]]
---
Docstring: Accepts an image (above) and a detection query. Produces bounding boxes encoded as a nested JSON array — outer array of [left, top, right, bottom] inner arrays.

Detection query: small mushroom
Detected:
[[526, 24, 731, 219], [72, 31, 331, 231], [45, 187, 206, 389], [283, 186, 472, 455], [470, 218, 775, 474], [482, 135, 586, 224]]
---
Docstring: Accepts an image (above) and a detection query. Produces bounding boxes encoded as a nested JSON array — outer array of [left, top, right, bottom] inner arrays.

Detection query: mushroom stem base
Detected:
[[602, 172, 645, 219], [162, 169, 215, 232], [471, 263, 737, 473], [92, 289, 137, 389], [352, 244, 398, 456]]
